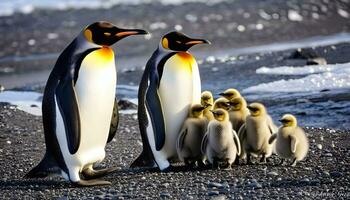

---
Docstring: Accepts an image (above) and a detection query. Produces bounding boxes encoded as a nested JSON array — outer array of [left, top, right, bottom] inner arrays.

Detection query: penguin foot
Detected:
[[72, 179, 111, 187], [82, 166, 118, 180], [260, 155, 266, 164], [290, 158, 297, 167], [223, 162, 232, 170], [161, 165, 174, 173], [246, 155, 253, 165], [233, 157, 240, 165], [196, 160, 207, 169], [212, 158, 220, 169], [279, 158, 285, 166]]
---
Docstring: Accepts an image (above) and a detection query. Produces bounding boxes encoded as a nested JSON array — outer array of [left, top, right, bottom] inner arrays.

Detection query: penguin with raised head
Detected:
[[201, 91, 214, 121], [25, 21, 148, 186], [176, 104, 207, 167], [131, 31, 210, 171], [269, 114, 309, 166]]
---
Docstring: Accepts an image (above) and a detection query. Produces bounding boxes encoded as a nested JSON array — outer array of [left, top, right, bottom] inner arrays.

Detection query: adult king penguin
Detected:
[[25, 21, 148, 186], [131, 31, 210, 171]]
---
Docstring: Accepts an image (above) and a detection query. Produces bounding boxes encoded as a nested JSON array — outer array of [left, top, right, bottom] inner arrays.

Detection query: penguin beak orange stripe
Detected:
[[185, 39, 211, 45], [115, 29, 149, 37]]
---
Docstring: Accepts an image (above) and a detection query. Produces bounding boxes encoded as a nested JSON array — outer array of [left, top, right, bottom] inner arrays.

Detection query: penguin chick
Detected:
[[238, 103, 276, 164], [219, 88, 241, 100], [213, 97, 230, 111], [201, 91, 214, 121], [269, 114, 309, 166], [227, 97, 249, 132], [201, 109, 241, 169], [177, 104, 207, 167]]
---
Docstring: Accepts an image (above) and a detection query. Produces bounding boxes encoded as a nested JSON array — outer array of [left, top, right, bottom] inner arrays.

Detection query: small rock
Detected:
[[211, 195, 226, 200], [317, 144, 323, 150], [306, 57, 327, 65], [208, 191, 220, 196], [330, 171, 342, 177], [267, 171, 278, 176], [159, 192, 171, 198], [324, 153, 333, 157], [209, 182, 223, 188], [161, 183, 170, 188]]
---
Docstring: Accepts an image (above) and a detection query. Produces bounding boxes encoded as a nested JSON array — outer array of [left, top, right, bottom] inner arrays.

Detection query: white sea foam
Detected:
[[256, 62, 350, 75], [0, 0, 226, 17], [244, 65, 350, 93], [0, 91, 42, 116]]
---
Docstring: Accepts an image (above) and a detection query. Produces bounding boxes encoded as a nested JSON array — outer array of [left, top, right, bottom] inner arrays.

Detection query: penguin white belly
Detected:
[[55, 47, 116, 177], [158, 52, 201, 160]]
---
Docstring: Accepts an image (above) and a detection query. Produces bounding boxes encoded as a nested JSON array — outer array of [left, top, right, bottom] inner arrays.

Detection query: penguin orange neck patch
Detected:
[[82, 47, 115, 68], [98, 47, 114, 58]]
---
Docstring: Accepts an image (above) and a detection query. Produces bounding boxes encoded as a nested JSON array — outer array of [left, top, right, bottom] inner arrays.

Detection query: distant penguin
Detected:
[[227, 97, 249, 132], [131, 31, 210, 171], [176, 104, 207, 167], [269, 114, 309, 166], [201, 109, 241, 169], [201, 91, 214, 121], [238, 103, 277, 164], [25, 21, 148, 186]]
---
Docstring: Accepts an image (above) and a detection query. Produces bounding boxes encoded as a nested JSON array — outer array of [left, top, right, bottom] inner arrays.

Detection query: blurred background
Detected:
[[0, 0, 349, 129]]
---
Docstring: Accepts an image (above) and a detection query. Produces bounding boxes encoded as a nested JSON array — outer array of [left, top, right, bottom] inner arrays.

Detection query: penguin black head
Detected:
[[84, 21, 148, 46], [161, 31, 210, 51]]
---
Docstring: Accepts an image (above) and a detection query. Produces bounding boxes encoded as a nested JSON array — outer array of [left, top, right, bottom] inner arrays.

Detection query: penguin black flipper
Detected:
[[131, 50, 176, 168], [56, 77, 81, 154], [145, 75, 166, 151], [107, 97, 119, 143]]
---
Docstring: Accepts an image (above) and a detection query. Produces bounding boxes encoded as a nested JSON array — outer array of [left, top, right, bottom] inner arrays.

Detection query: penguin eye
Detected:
[[104, 32, 111, 36]]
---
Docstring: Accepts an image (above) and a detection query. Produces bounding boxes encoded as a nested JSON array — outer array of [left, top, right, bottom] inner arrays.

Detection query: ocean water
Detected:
[[0, 0, 225, 16]]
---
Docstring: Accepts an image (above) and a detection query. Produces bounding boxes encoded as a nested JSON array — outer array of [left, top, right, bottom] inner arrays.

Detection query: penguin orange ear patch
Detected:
[[162, 38, 169, 49], [84, 29, 93, 43]]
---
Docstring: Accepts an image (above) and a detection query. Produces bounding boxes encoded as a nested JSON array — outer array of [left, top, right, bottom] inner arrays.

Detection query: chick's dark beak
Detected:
[[204, 103, 212, 108]]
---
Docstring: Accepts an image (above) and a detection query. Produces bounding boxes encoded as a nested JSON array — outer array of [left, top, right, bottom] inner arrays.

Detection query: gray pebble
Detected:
[[208, 191, 220, 196]]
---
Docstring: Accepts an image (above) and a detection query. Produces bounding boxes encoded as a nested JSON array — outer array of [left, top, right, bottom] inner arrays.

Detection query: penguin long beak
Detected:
[[116, 29, 149, 38], [185, 38, 211, 45]]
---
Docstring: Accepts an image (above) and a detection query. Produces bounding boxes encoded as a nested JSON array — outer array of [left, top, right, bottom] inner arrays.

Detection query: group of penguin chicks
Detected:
[[176, 88, 309, 169]]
